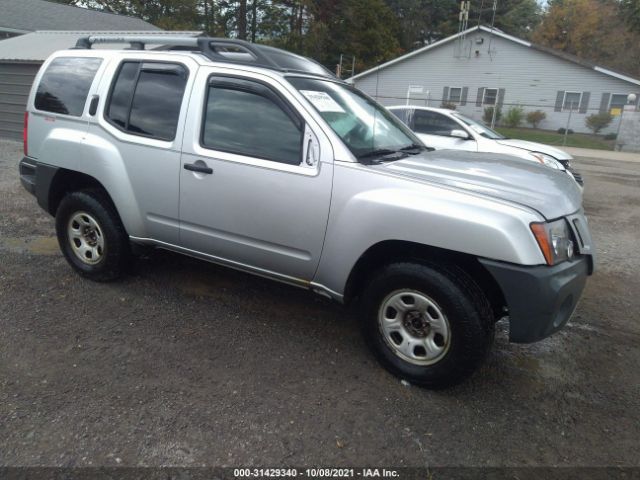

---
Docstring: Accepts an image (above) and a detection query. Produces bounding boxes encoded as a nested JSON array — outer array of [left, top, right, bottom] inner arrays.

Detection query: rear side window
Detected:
[[35, 57, 102, 116], [106, 62, 188, 141]]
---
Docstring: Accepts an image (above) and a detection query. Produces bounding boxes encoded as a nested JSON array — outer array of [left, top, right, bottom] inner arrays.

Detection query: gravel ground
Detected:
[[1, 138, 639, 468]]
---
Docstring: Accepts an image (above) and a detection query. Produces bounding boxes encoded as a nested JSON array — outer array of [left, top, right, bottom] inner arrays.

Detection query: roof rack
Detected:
[[73, 35, 335, 78]]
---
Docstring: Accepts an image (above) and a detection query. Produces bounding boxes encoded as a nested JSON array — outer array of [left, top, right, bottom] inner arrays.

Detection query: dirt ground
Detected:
[[1, 139, 639, 468]]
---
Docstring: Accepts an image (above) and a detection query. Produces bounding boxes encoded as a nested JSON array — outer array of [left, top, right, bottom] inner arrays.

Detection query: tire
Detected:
[[55, 189, 130, 282], [360, 261, 494, 388]]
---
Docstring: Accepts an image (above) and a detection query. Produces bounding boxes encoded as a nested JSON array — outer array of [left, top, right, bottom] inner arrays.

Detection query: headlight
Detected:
[[530, 152, 563, 170], [530, 219, 575, 265]]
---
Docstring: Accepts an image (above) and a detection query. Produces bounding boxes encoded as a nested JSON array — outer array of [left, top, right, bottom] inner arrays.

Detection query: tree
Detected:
[[621, 0, 640, 33], [585, 112, 613, 134], [473, 0, 541, 39], [532, 0, 640, 77]]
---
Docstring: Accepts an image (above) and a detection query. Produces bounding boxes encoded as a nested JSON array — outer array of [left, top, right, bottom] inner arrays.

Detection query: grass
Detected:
[[495, 127, 615, 151]]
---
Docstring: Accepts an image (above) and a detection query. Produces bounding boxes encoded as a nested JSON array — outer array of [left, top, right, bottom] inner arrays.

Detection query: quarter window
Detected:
[[35, 57, 102, 116], [202, 79, 302, 165], [106, 62, 188, 141], [482, 88, 498, 106], [412, 111, 461, 136], [563, 91, 582, 111]]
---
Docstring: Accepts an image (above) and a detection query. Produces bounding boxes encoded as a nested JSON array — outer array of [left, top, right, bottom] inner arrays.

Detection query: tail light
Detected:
[[23, 111, 28, 157]]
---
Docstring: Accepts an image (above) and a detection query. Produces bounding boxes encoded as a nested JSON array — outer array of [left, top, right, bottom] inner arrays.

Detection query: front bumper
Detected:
[[480, 256, 591, 343]]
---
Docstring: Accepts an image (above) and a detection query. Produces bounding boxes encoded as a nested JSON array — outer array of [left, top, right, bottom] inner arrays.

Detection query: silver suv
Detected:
[[19, 36, 594, 388]]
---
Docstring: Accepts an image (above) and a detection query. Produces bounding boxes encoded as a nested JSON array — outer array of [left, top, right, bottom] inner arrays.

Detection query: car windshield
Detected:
[[288, 77, 423, 160], [452, 112, 505, 140]]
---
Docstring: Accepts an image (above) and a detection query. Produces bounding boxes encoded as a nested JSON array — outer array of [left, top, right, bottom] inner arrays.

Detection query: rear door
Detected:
[[88, 55, 199, 244], [179, 69, 333, 284]]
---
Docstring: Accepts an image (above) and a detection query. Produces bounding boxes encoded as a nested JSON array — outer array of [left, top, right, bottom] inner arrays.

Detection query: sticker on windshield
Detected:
[[300, 90, 345, 113]]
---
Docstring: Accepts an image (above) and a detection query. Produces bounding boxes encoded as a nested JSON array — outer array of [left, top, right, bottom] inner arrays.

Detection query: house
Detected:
[[0, 31, 202, 139], [351, 25, 640, 134], [0, 0, 159, 38]]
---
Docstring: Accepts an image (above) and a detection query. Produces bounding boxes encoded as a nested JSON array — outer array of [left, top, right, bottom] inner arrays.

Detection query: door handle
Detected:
[[184, 162, 213, 174], [88, 95, 99, 116]]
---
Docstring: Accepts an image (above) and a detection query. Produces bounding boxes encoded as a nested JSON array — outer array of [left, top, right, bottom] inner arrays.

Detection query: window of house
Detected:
[[202, 78, 303, 165], [448, 87, 462, 104], [106, 61, 188, 141], [482, 88, 498, 105], [35, 57, 102, 116], [610, 93, 629, 113], [563, 91, 582, 111], [412, 110, 461, 136]]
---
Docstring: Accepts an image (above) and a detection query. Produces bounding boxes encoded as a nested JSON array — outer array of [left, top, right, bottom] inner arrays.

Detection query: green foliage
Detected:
[[504, 106, 525, 128], [621, 0, 640, 33], [440, 101, 457, 110], [526, 110, 546, 128], [483, 106, 502, 125], [585, 112, 614, 134], [604, 133, 617, 140]]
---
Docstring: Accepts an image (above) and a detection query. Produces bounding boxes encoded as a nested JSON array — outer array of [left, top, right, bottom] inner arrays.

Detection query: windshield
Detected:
[[452, 112, 505, 140], [288, 77, 423, 160]]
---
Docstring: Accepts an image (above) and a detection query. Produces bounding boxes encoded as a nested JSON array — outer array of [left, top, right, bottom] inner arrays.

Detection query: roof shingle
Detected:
[[0, 0, 160, 32]]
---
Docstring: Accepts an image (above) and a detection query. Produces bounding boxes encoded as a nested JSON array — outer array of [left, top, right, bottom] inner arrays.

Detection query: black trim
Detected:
[[104, 60, 189, 142], [19, 158, 59, 213], [480, 256, 590, 343]]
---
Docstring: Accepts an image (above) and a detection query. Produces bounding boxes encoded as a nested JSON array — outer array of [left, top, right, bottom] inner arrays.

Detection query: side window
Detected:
[[35, 57, 102, 116], [413, 111, 460, 136], [106, 62, 188, 141], [202, 78, 303, 165]]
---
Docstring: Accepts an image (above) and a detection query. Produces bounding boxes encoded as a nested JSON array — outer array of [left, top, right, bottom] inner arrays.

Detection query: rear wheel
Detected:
[[55, 189, 130, 281], [360, 262, 494, 388]]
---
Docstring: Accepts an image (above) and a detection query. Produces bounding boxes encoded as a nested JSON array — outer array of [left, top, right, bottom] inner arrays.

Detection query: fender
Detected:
[[313, 162, 547, 299]]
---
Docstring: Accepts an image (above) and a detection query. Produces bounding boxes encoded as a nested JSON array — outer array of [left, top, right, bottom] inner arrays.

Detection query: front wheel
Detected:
[[55, 189, 130, 282], [360, 262, 494, 388]]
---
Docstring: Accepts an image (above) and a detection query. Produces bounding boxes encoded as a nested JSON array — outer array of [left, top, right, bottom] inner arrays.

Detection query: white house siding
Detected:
[[353, 30, 640, 134]]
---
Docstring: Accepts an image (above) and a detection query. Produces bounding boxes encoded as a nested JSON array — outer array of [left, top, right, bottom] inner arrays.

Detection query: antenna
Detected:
[[455, 1, 471, 58], [487, 0, 498, 59]]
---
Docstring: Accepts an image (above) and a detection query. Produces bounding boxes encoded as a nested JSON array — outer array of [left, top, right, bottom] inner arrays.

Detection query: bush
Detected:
[[557, 128, 574, 134], [604, 133, 617, 140], [440, 101, 457, 110], [504, 106, 525, 128], [585, 112, 613, 134], [483, 106, 502, 125], [526, 110, 546, 128]]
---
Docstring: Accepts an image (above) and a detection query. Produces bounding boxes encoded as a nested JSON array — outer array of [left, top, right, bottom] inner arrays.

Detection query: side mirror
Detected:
[[450, 129, 470, 140]]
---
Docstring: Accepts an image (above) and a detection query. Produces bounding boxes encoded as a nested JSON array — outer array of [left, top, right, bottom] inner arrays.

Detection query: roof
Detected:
[[0, 31, 204, 62], [350, 25, 640, 87], [0, 0, 159, 32]]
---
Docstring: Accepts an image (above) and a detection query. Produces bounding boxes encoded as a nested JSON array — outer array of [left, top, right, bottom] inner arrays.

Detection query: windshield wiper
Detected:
[[399, 143, 429, 154], [356, 148, 406, 163]]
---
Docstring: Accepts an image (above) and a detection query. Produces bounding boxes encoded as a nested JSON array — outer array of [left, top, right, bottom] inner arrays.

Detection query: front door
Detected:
[[178, 71, 332, 283], [412, 110, 477, 152]]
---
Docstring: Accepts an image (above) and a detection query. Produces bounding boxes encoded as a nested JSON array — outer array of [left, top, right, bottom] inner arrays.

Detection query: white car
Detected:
[[388, 105, 583, 187]]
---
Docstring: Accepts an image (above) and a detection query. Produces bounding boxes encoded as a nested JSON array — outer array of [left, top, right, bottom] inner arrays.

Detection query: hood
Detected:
[[375, 150, 582, 219], [495, 139, 573, 160]]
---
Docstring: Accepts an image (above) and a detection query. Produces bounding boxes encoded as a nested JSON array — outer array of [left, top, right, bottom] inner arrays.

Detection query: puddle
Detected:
[[1, 236, 59, 255]]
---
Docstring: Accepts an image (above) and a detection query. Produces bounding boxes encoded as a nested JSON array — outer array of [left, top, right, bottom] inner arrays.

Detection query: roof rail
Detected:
[[73, 35, 335, 78]]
